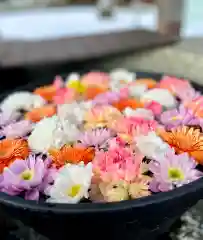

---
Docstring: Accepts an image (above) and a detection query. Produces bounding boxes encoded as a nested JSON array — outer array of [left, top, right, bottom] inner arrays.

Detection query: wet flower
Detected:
[[25, 105, 56, 123], [78, 128, 112, 148], [124, 107, 154, 120], [160, 105, 200, 130], [2, 155, 56, 199], [49, 146, 95, 168], [149, 150, 201, 192], [0, 139, 29, 173], [128, 176, 151, 199], [0, 92, 46, 113], [0, 120, 33, 139], [46, 162, 92, 204], [0, 110, 21, 126], [81, 72, 110, 89], [159, 126, 203, 164], [141, 88, 177, 109]]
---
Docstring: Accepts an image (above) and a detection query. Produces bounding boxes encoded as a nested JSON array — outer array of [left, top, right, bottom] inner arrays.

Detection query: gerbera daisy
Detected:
[[0, 139, 29, 173], [159, 126, 203, 164], [49, 146, 95, 168]]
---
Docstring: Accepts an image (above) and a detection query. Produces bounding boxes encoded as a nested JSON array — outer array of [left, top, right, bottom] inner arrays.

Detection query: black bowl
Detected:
[[0, 71, 203, 240]]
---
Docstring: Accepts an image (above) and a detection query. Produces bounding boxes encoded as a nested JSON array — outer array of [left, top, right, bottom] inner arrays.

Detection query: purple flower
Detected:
[[160, 104, 200, 130], [78, 128, 113, 148], [92, 91, 122, 105], [0, 110, 21, 126], [0, 120, 33, 138], [1, 155, 56, 200], [149, 150, 202, 192]]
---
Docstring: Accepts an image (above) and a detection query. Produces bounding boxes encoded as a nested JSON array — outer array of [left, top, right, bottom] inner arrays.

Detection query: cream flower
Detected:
[[28, 115, 80, 153], [0, 91, 46, 113], [128, 84, 147, 98], [124, 107, 154, 120], [141, 89, 177, 109], [135, 131, 170, 159], [46, 162, 93, 204]]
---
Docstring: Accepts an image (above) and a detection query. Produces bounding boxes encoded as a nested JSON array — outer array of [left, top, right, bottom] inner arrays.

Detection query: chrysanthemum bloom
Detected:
[[81, 72, 110, 89], [2, 155, 56, 200], [159, 126, 203, 164], [184, 96, 203, 118], [149, 150, 201, 192], [0, 120, 33, 139], [160, 105, 200, 130], [25, 105, 56, 123], [144, 101, 162, 116], [0, 139, 29, 173], [0, 110, 21, 126], [134, 78, 157, 89], [112, 98, 143, 111], [46, 162, 92, 204], [78, 128, 112, 148], [84, 105, 122, 129], [0, 92, 46, 113], [124, 107, 154, 120], [93, 146, 143, 182], [49, 146, 95, 168]]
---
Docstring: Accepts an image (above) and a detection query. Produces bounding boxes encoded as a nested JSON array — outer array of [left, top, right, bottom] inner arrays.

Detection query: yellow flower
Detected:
[[66, 79, 86, 94]]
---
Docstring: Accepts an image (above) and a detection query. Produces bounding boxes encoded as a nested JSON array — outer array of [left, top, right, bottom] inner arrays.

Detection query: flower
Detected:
[[141, 88, 177, 109], [2, 155, 56, 200], [134, 78, 157, 89], [81, 72, 110, 89], [78, 128, 112, 148], [83, 86, 108, 100], [149, 150, 201, 192], [93, 146, 143, 182], [124, 107, 154, 120], [127, 84, 147, 98], [46, 162, 93, 204], [175, 86, 200, 103], [0, 139, 29, 173], [184, 96, 203, 118], [160, 105, 200, 130], [53, 88, 78, 105], [0, 92, 46, 113], [159, 126, 203, 164], [49, 146, 95, 168], [28, 116, 80, 153], [0, 120, 33, 138], [25, 105, 56, 123], [65, 72, 80, 87], [0, 110, 21, 126], [144, 101, 162, 116], [92, 91, 124, 106], [128, 176, 151, 199], [66, 78, 86, 94], [135, 131, 170, 159], [112, 99, 143, 111]]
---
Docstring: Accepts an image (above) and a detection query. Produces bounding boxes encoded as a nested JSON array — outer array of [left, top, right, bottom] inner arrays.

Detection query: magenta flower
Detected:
[[1, 155, 56, 200], [0, 110, 21, 126], [78, 128, 113, 148], [0, 120, 33, 138], [160, 104, 200, 130], [149, 150, 201, 192]]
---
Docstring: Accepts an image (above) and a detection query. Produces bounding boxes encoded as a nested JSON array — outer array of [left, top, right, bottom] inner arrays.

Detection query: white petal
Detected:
[[124, 107, 154, 120]]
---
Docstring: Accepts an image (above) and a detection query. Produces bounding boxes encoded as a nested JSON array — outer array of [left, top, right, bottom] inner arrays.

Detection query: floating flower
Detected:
[[78, 128, 112, 148], [46, 162, 92, 204], [93, 146, 143, 182], [81, 72, 110, 89], [112, 98, 143, 111], [124, 107, 154, 120], [0, 139, 29, 173], [0, 92, 46, 113], [53, 88, 78, 105], [128, 176, 151, 199], [149, 150, 201, 192], [0, 110, 21, 126], [144, 100, 162, 116], [135, 131, 170, 159], [1, 155, 55, 200], [25, 105, 56, 123], [49, 146, 95, 168], [134, 78, 157, 89], [141, 88, 177, 109], [160, 105, 200, 130], [0, 120, 33, 139], [28, 116, 80, 153], [159, 126, 203, 164]]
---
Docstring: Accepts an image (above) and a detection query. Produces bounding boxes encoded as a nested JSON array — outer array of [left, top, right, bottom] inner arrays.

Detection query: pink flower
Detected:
[[0, 110, 21, 126], [149, 150, 201, 192], [53, 88, 77, 104], [175, 86, 200, 103], [144, 101, 162, 116], [160, 104, 200, 130], [53, 75, 64, 89], [93, 146, 143, 182]]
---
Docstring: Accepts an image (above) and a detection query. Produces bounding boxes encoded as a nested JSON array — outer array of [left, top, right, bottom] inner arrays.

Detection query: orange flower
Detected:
[[49, 146, 95, 168], [160, 126, 203, 164], [134, 78, 157, 89], [34, 85, 57, 102], [112, 99, 143, 111], [83, 86, 108, 100], [185, 96, 203, 118], [25, 105, 56, 123], [0, 139, 29, 173]]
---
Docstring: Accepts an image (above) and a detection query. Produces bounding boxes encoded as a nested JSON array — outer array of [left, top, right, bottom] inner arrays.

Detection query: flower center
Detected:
[[67, 184, 81, 197], [168, 168, 184, 181], [21, 170, 33, 181], [171, 116, 182, 121]]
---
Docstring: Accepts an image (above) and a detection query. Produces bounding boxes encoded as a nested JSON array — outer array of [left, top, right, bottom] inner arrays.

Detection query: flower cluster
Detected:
[[0, 69, 202, 204]]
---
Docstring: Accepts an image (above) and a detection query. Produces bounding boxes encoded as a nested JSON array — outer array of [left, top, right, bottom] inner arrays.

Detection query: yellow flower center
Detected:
[[168, 168, 184, 181], [66, 80, 86, 94], [67, 184, 81, 197], [171, 116, 182, 121], [21, 170, 33, 181]]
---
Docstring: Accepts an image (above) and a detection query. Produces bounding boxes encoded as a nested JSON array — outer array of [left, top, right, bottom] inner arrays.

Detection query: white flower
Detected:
[[65, 72, 80, 86], [135, 131, 170, 159], [46, 162, 93, 204], [28, 115, 80, 153], [141, 89, 177, 109], [0, 91, 46, 113], [128, 84, 147, 98], [124, 107, 154, 120]]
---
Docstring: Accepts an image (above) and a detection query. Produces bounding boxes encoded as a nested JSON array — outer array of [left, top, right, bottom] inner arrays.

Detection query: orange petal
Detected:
[[135, 79, 157, 89], [83, 86, 108, 100], [25, 105, 56, 123], [112, 99, 143, 111], [34, 85, 57, 102]]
